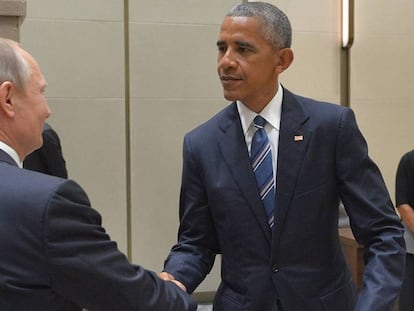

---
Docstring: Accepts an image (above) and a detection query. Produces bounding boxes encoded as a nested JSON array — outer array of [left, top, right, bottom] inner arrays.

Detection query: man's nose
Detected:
[[219, 50, 237, 69]]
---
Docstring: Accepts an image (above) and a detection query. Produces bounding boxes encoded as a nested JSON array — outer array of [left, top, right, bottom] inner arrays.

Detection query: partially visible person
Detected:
[[0, 38, 197, 311], [396, 149, 414, 311], [24, 122, 68, 178], [338, 201, 350, 227], [160, 2, 405, 311]]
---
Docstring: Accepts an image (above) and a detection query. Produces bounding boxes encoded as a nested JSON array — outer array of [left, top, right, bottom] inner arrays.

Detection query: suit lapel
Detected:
[[217, 103, 272, 243], [272, 89, 311, 247]]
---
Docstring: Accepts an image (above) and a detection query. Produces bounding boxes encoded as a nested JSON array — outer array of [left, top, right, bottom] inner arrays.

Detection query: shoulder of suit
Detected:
[[186, 102, 236, 135]]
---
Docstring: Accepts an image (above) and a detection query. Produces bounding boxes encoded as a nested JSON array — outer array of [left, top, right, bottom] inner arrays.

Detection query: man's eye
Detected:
[[239, 46, 252, 53]]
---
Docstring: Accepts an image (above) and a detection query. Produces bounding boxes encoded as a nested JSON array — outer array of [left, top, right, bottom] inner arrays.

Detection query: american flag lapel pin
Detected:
[[294, 135, 304, 141]]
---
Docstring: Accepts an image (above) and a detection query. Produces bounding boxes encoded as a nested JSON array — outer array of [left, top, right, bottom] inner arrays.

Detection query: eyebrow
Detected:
[[235, 40, 255, 50], [216, 40, 255, 50]]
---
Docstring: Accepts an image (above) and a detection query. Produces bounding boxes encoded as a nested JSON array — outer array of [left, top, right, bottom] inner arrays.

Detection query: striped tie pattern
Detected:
[[251, 115, 275, 228]]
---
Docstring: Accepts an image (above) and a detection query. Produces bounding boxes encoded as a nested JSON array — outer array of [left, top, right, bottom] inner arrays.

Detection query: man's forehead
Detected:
[[219, 17, 263, 38]]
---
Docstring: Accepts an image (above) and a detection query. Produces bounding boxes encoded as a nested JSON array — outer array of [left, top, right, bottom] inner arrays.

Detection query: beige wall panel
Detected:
[[24, 0, 122, 21], [20, 1, 127, 252], [350, 98, 411, 201], [269, 0, 339, 33], [130, 98, 227, 290], [129, 23, 222, 99], [356, 0, 414, 35], [130, 0, 237, 24], [45, 98, 128, 252], [20, 20, 124, 98], [280, 32, 341, 103], [351, 35, 414, 102], [351, 1, 414, 201]]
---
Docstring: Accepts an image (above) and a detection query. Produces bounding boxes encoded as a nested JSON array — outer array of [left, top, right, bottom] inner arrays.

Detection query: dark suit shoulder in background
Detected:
[[24, 123, 68, 178]]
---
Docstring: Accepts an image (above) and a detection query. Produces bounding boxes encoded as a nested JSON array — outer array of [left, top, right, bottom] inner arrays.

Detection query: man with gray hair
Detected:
[[0, 38, 197, 311], [160, 2, 405, 310]]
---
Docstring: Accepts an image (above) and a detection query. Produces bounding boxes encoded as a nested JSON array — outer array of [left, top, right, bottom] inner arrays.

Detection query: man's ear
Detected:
[[275, 48, 294, 74], [0, 81, 16, 117]]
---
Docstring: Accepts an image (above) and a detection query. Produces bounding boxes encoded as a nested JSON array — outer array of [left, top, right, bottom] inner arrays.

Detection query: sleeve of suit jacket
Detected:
[[337, 109, 406, 311], [163, 131, 219, 294], [44, 179, 197, 311]]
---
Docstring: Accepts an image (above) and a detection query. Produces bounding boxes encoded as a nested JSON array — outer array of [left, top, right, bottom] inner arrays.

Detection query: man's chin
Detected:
[[223, 92, 239, 102]]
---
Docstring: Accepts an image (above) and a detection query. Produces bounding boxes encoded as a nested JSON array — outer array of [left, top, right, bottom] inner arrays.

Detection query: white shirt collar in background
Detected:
[[0, 141, 23, 168]]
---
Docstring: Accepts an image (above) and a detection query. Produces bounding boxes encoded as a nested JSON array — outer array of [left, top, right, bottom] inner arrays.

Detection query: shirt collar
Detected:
[[237, 84, 283, 134], [0, 141, 23, 168]]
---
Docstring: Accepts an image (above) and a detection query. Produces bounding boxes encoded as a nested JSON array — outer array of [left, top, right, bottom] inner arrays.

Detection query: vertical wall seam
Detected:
[[124, 0, 132, 259], [340, 49, 350, 107], [340, 0, 354, 107]]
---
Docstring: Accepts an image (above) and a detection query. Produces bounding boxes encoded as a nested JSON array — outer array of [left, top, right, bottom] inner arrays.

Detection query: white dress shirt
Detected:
[[236, 85, 283, 180]]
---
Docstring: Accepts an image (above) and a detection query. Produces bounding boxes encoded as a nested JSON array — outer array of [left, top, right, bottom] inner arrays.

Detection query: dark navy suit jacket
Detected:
[[0, 150, 197, 311], [24, 123, 68, 178], [164, 88, 405, 311]]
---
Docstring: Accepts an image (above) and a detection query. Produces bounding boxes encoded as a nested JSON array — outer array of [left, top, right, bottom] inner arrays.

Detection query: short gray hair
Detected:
[[0, 38, 30, 91], [227, 2, 292, 50]]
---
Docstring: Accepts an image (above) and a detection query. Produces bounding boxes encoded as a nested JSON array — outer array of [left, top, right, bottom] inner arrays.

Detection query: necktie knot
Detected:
[[253, 115, 266, 129]]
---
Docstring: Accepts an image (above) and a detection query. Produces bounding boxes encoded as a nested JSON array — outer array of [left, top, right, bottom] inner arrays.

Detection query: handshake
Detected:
[[159, 271, 187, 292]]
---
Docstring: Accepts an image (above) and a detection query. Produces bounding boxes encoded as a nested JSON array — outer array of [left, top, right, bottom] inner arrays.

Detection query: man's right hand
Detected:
[[159, 271, 187, 292]]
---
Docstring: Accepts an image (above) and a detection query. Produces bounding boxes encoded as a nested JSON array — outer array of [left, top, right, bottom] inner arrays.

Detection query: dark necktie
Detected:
[[250, 115, 275, 228]]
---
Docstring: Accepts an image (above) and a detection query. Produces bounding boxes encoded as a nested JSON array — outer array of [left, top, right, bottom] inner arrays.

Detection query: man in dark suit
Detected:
[[0, 38, 197, 310], [24, 122, 68, 178], [160, 2, 405, 310]]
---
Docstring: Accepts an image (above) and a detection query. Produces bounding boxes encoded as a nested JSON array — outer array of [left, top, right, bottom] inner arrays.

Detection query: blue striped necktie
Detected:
[[251, 115, 275, 228]]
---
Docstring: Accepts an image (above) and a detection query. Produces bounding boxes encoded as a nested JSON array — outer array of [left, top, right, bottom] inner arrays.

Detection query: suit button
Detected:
[[272, 266, 279, 273]]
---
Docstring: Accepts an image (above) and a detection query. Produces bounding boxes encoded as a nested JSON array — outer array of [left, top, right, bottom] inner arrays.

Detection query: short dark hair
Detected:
[[227, 2, 292, 50]]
